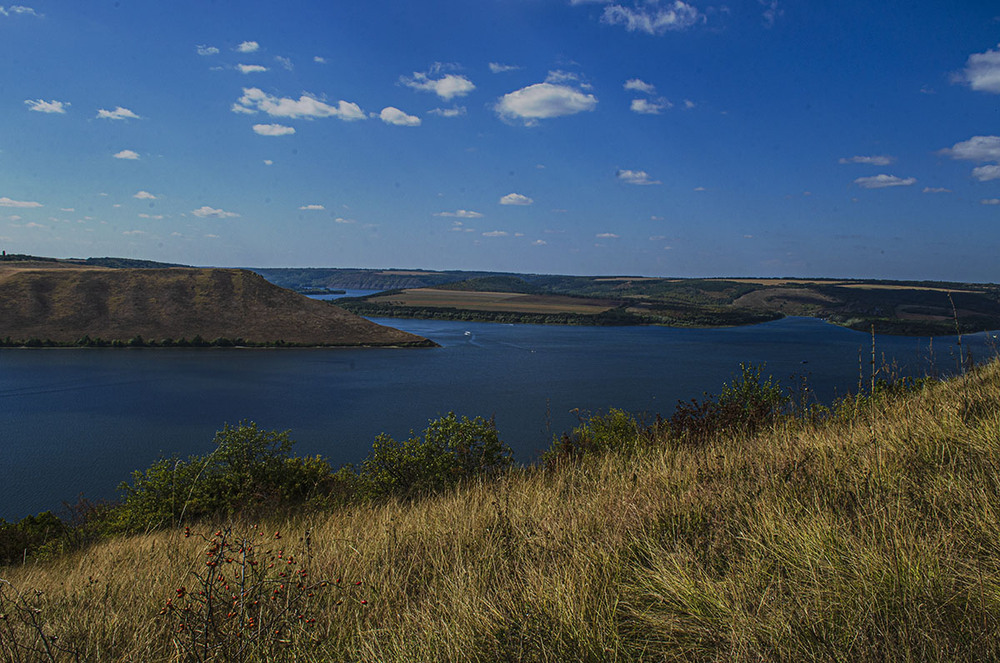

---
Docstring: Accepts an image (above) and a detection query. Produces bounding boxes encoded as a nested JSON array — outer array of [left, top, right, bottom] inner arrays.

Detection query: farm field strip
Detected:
[[368, 288, 619, 314]]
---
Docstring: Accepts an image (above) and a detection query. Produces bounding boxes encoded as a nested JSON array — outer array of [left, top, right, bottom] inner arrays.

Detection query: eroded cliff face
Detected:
[[0, 265, 433, 346]]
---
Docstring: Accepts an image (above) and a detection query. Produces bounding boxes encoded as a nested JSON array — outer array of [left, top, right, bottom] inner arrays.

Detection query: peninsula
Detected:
[[0, 259, 433, 347]]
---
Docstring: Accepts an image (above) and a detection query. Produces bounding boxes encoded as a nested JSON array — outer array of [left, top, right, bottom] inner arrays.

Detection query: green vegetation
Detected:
[[5, 359, 1000, 660]]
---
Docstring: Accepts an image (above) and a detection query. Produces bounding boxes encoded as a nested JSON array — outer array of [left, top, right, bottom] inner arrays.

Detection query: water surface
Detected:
[[0, 317, 989, 520]]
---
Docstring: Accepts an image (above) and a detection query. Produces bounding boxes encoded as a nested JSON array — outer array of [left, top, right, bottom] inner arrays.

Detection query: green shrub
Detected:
[[544, 408, 651, 466], [358, 413, 512, 499], [109, 422, 335, 533]]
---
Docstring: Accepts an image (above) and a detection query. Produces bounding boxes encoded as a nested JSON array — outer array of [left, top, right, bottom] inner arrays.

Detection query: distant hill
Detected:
[[0, 263, 433, 347]]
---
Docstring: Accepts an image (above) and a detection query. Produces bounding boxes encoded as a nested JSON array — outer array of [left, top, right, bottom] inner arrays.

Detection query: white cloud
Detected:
[[922, 187, 952, 194], [532, 239, 547, 246], [334, 217, 356, 224], [401, 72, 475, 100], [122, 230, 145, 236], [435, 210, 483, 218], [429, 106, 466, 117], [253, 123, 296, 136], [545, 70, 591, 88], [98, 107, 140, 122], [263, 159, 273, 165], [192, 206, 240, 218], [760, 0, 782, 28], [489, 63, 519, 73], [60, 207, 74, 212], [624, 78, 656, 94], [196, 44, 219, 56], [839, 155, 894, 166], [482, 230, 508, 237], [379, 106, 421, 126], [299, 204, 325, 210], [237, 64, 268, 74], [973, 164, 1000, 182], [601, 0, 704, 35], [617, 169, 660, 185], [236, 40, 259, 53], [939, 135, 1000, 162], [596, 232, 620, 238], [630, 98, 670, 114], [0, 6, 41, 17], [133, 190, 156, 200], [684, 99, 696, 109], [500, 193, 533, 206], [314, 56, 326, 64], [853, 174, 917, 189], [233, 87, 365, 120], [275, 56, 293, 71], [24, 99, 67, 114], [113, 149, 140, 160], [0, 197, 42, 208], [495, 83, 597, 125], [961, 44, 1000, 94], [138, 213, 165, 219], [981, 198, 1000, 205]]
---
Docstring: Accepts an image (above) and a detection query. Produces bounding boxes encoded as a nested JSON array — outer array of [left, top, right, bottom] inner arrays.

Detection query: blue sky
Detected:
[[1, 1, 999, 281]]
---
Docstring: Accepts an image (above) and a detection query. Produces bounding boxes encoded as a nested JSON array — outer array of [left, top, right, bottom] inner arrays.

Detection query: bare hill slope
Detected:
[[0, 264, 433, 346]]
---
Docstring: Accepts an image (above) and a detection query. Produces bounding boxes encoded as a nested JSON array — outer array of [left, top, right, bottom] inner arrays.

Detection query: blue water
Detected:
[[0, 317, 991, 520]]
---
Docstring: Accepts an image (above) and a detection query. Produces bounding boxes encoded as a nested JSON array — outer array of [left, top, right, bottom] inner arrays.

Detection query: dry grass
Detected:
[[4, 362, 1000, 661]]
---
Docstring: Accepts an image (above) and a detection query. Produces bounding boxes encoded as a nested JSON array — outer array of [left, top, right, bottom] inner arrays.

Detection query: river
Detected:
[[0, 316, 992, 520]]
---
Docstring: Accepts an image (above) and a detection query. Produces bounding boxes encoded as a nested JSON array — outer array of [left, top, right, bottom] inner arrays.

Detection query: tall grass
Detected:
[[4, 361, 1000, 661]]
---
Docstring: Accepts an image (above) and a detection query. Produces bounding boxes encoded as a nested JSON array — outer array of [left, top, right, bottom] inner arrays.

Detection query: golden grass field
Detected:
[[4, 360, 1000, 661], [368, 288, 620, 315]]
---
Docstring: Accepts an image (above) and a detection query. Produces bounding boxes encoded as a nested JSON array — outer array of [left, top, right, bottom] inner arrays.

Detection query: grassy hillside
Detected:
[[0, 263, 433, 347], [3, 360, 1000, 660]]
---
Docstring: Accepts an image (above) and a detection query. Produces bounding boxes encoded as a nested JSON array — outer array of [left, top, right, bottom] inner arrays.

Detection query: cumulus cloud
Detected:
[[196, 44, 219, 56], [922, 187, 952, 193], [500, 193, 533, 206], [236, 41, 259, 53], [122, 230, 145, 236], [275, 56, 293, 71], [624, 78, 656, 94], [299, 204, 324, 210], [973, 164, 1000, 182], [839, 155, 894, 166], [97, 106, 140, 120], [233, 87, 365, 120], [429, 106, 466, 117], [532, 239, 547, 246], [617, 169, 660, 185], [379, 106, 421, 126], [133, 190, 156, 200], [630, 98, 670, 114], [24, 99, 67, 114], [237, 64, 268, 74], [191, 206, 240, 218], [601, 0, 704, 35], [138, 213, 165, 219], [401, 72, 475, 100], [495, 83, 597, 125], [113, 149, 140, 160], [545, 70, 591, 88], [940, 135, 1000, 162], [489, 63, 519, 73], [0, 197, 42, 208], [853, 174, 916, 189], [314, 56, 326, 64], [334, 217, 356, 224], [960, 44, 1000, 94], [596, 232, 620, 239], [981, 198, 1000, 205], [435, 210, 483, 218], [253, 123, 295, 136], [482, 230, 508, 237], [263, 159, 273, 165]]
